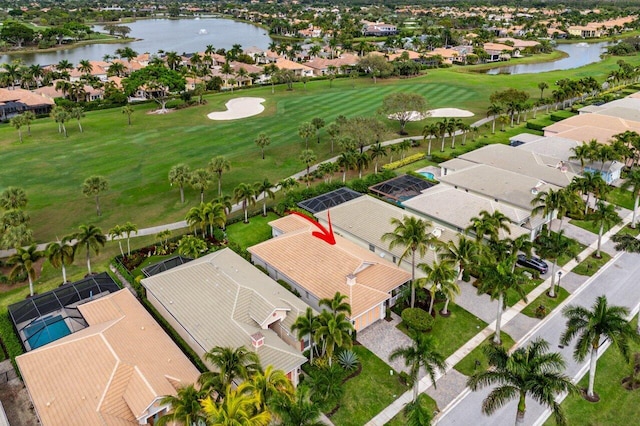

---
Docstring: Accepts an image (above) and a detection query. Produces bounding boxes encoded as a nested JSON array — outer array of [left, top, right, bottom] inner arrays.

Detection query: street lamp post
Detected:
[[556, 270, 563, 295]]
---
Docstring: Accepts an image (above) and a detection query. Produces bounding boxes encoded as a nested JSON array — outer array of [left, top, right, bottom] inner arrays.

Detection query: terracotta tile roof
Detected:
[[248, 215, 410, 318], [0, 88, 55, 105], [16, 290, 200, 426]]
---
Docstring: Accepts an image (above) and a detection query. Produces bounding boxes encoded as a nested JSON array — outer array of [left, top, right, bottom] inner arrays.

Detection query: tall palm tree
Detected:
[[422, 123, 439, 157], [467, 210, 510, 243], [74, 224, 106, 275], [531, 187, 581, 235], [382, 216, 433, 308], [390, 330, 447, 402], [122, 221, 137, 255], [108, 225, 125, 257], [622, 167, 640, 228], [588, 201, 621, 258], [203, 346, 262, 390], [245, 365, 293, 411], [8, 243, 44, 297], [254, 179, 275, 217], [538, 81, 549, 99], [569, 144, 591, 173], [208, 156, 231, 197], [203, 202, 227, 237], [233, 183, 257, 224], [46, 237, 75, 284], [298, 122, 315, 150], [442, 235, 479, 282], [254, 133, 271, 160], [369, 143, 387, 174], [535, 230, 572, 297], [570, 172, 607, 215], [0, 186, 28, 210], [269, 386, 324, 426], [82, 175, 109, 216], [418, 259, 458, 315], [186, 203, 207, 237], [319, 292, 352, 316], [190, 169, 211, 204], [486, 104, 503, 134], [354, 151, 370, 179], [201, 383, 270, 426], [299, 149, 317, 187], [291, 307, 319, 363], [477, 257, 528, 345], [468, 338, 577, 425], [314, 311, 353, 366], [561, 295, 640, 400], [168, 163, 192, 204], [337, 151, 356, 183], [156, 384, 207, 426]]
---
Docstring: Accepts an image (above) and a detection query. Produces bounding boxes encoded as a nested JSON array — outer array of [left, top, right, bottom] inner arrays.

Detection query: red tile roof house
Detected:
[[0, 88, 55, 120], [248, 215, 411, 331]]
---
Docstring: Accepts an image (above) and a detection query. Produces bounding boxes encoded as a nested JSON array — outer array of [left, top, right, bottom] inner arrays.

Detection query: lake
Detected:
[[485, 41, 611, 75], [2, 18, 273, 66]]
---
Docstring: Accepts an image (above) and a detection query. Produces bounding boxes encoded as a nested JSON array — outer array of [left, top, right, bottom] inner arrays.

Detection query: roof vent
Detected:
[[531, 187, 539, 195], [431, 228, 442, 238], [346, 274, 356, 286], [251, 332, 264, 350]]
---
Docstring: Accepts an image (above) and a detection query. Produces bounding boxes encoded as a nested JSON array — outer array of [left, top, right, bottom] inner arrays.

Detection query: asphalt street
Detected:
[[435, 249, 640, 426]]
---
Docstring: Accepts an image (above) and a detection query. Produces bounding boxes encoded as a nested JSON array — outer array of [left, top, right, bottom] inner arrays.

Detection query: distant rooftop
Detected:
[[369, 174, 435, 202]]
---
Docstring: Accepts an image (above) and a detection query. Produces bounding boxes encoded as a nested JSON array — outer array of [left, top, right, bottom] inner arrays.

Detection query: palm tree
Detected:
[[292, 307, 319, 363], [477, 258, 528, 345], [442, 236, 478, 282], [122, 105, 134, 125], [190, 168, 211, 203], [531, 187, 582, 235], [569, 144, 591, 173], [588, 201, 621, 258], [536, 230, 572, 297], [254, 133, 271, 160], [486, 104, 503, 134], [45, 237, 75, 284], [467, 210, 511, 243], [209, 156, 231, 196], [156, 384, 207, 426], [233, 183, 257, 223], [108, 225, 125, 257], [169, 163, 192, 204], [186, 203, 207, 237], [82, 175, 109, 216], [354, 151, 370, 179], [298, 122, 315, 150], [269, 386, 324, 426], [390, 330, 447, 402], [8, 244, 44, 297], [203, 346, 262, 390], [0, 186, 28, 210], [254, 179, 275, 217], [122, 221, 137, 255], [404, 394, 433, 426], [277, 177, 299, 195], [319, 292, 352, 316], [201, 383, 270, 426], [570, 172, 607, 215], [418, 260, 458, 315], [70, 106, 85, 132], [622, 167, 640, 228], [177, 235, 208, 258], [10, 115, 26, 143], [314, 311, 353, 366], [382, 216, 433, 308], [74, 224, 106, 275], [299, 149, 317, 187], [369, 143, 387, 174], [50, 105, 69, 136], [468, 338, 577, 425], [337, 151, 356, 183], [422, 123, 439, 157], [311, 117, 326, 144], [538, 81, 549, 99], [203, 202, 226, 237], [561, 295, 640, 400], [245, 365, 293, 411]]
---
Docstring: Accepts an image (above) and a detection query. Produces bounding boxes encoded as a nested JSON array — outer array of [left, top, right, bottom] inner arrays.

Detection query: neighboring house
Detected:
[[141, 248, 310, 386], [362, 21, 398, 36], [16, 289, 200, 426], [313, 195, 457, 280], [568, 25, 601, 38], [495, 37, 541, 50], [68, 61, 110, 82], [274, 58, 314, 77], [0, 88, 55, 120], [578, 97, 640, 123], [248, 215, 411, 331], [543, 112, 640, 143], [305, 54, 359, 76]]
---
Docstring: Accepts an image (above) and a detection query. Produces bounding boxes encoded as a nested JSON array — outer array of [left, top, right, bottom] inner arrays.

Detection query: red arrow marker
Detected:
[[289, 211, 336, 245]]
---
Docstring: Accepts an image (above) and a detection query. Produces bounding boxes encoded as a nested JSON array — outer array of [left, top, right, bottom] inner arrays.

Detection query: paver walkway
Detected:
[[357, 312, 412, 374]]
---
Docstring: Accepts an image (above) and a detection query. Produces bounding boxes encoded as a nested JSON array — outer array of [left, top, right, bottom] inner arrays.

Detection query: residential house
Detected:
[[362, 21, 398, 37], [141, 248, 310, 386], [274, 58, 314, 77], [248, 214, 411, 331], [543, 113, 640, 144], [305, 53, 360, 76], [16, 289, 200, 426], [0, 88, 55, 120]]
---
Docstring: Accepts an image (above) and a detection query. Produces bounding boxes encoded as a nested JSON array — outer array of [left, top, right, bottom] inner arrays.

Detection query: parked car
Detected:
[[516, 254, 549, 274]]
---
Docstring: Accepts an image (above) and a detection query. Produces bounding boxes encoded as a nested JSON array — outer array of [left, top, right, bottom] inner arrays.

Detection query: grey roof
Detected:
[[439, 158, 476, 172], [141, 255, 192, 277], [579, 97, 640, 122], [509, 133, 544, 144], [402, 185, 529, 239], [297, 187, 363, 213], [453, 144, 577, 187], [438, 163, 561, 211], [141, 248, 309, 374]]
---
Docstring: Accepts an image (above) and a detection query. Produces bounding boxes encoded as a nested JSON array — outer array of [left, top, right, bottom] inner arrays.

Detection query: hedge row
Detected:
[[382, 153, 426, 171]]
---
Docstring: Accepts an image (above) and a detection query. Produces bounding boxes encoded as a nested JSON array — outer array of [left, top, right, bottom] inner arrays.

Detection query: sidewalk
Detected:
[[365, 210, 633, 425]]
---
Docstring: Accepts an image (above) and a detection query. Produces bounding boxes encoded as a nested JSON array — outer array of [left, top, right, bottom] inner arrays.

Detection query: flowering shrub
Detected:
[[382, 153, 426, 171]]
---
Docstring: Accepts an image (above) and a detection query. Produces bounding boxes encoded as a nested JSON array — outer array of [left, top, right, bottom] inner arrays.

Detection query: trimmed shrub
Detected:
[[526, 121, 547, 131], [382, 153, 426, 171], [401, 307, 434, 331]]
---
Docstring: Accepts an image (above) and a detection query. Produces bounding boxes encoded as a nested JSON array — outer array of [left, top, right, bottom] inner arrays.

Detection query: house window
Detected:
[[369, 244, 375, 252], [392, 256, 396, 263]]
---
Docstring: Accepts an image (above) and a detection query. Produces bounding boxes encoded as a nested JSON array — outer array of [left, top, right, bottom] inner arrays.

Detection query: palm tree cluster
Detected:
[[0, 186, 33, 250], [157, 345, 323, 426], [422, 118, 471, 154]]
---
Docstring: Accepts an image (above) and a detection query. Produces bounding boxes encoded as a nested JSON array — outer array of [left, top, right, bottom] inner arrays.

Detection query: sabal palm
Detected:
[[169, 163, 192, 204], [122, 221, 137, 255], [8, 244, 44, 297], [201, 383, 270, 426], [0, 186, 28, 210], [108, 225, 125, 257], [477, 258, 528, 345], [74, 224, 106, 275], [45, 237, 75, 284], [203, 346, 262, 390], [422, 123, 439, 156], [622, 167, 640, 228], [588, 201, 621, 258], [209, 156, 231, 197], [390, 330, 447, 402], [269, 386, 324, 426], [467, 338, 577, 425], [560, 295, 640, 399], [382, 216, 433, 308], [254, 179, 275, 217], [190, 169, 211, 203], [319, 292, 352, 316], [369, 143, 387, 174], [291, 307, 319, 363], [233, 183, 257, 223], [82, 175, 109, 216], [314, 311, 353, 365], [299, 149, 317, 187], [156, 384, 207, 426], [418, 260, 458, 315]]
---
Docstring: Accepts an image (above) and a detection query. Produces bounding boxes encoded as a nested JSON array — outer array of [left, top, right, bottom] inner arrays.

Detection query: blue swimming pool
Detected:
[[24, 315, 71, 350], [419, 171, 435, 180]]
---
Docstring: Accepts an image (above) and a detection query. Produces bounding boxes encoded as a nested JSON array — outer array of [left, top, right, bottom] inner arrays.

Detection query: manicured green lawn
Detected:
[[506, 276, 544, 307], [552, 233, 587, 267], [397, 302, 487, 358], [2, 52, 640, 243], [454, 332, 516, 377], [329, 345, 409, 426], [572, 252, 612, 276], [605, 187, 635, 210], [520, 287, 570, 319], [545, 317, 640, 426], [569, 218, 601, 234], [616, 224, 640, 237], [224, 212, 279, 249], [385, 393, 439, 426]]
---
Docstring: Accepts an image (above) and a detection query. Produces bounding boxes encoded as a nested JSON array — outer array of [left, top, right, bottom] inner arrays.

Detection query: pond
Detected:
[[2, 18, 273, 66], [485, 41, 611, 75]]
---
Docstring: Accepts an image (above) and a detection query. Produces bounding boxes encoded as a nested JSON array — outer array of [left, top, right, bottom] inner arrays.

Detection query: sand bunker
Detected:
[[389, 108, 475, 122], [207, 97, 265, 120]]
